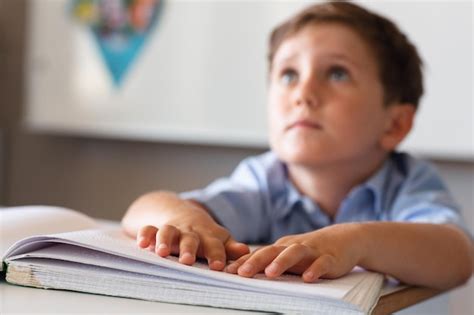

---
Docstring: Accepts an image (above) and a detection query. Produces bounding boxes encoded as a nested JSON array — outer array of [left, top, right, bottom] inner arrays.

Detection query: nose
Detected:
[[293, 76, 319, 107]]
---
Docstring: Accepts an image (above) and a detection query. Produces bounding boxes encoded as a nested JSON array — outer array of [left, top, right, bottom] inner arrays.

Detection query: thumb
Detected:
[[303, 254, 337, 283], [225, 238, 250, 260]]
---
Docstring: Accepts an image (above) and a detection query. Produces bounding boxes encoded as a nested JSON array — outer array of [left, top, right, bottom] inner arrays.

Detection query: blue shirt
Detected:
[[181, 151, 468, 243]]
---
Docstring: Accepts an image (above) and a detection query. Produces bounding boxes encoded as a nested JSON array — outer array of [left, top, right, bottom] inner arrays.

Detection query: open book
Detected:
[[1, 206, 386, 314]]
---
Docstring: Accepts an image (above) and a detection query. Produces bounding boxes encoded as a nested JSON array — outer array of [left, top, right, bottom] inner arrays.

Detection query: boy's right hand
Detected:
[[123, 191, 249, 271]]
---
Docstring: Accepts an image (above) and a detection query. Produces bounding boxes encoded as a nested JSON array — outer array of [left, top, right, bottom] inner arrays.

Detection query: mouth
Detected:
[[287, 120, 322, 130]]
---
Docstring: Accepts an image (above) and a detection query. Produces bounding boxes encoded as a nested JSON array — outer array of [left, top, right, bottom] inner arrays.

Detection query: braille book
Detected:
[[1, 206, 386, 315]]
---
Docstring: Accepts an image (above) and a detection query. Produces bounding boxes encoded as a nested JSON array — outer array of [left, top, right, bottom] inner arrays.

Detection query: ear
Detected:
[[379, 104, 415, 151]]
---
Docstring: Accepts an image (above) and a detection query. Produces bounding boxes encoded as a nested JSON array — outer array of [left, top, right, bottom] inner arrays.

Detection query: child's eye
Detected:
[[328, 66, 350, 82], [280, 69, 298, 85]]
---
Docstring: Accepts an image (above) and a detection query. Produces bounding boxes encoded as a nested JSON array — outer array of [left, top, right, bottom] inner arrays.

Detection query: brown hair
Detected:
[[268, 1, 423, 108]]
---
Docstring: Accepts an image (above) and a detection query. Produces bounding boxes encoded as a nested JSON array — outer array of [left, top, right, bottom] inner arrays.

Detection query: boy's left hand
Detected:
[[225, 223, 367, 282]]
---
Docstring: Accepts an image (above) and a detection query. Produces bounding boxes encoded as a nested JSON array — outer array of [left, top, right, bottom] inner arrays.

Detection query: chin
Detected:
[[273, 144, 325, 166], [270, 134, 329, 163]]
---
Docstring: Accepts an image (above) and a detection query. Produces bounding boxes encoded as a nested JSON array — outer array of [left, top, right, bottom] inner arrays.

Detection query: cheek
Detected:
[[267, 105, 282, 148], [267, 90, 286, 128], [336, 91, 384, 124], [267, 104, 288, 151], [334, 106, 388, 147]]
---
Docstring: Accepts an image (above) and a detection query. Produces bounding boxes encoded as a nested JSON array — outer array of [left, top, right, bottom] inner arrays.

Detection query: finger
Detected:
[[178, 231, 200, 265], [201, 237, 226, 271], [225, 252, 252, 274], [303, 254, 335, 283], [136, 225, 158, 248], [224, 238, 250, 260], [155, 224, 178, 257], [237, 245, 286, 278], [264, 244, 311, 278]]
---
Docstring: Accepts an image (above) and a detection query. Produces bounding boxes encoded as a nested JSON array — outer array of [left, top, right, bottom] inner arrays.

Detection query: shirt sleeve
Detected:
[[390, 158, 472, 239], [179, 156, 271, 243]]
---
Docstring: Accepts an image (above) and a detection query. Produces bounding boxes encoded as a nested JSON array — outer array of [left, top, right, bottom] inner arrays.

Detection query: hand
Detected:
[[130, 193, 249, 271], [138, 219, 249, 270], [226, 223, 366, 282]]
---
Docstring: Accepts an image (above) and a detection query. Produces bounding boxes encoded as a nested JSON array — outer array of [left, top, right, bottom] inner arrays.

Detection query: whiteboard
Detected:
[[24, 0, 473, 160]]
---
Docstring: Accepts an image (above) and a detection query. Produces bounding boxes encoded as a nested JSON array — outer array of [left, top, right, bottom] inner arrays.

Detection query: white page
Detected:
[[0, 206, 98, 257], [11, 243, 354, 297]]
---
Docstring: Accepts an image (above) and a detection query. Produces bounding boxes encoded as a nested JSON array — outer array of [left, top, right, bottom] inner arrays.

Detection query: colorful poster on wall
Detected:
[[72, 0, 161, 86]]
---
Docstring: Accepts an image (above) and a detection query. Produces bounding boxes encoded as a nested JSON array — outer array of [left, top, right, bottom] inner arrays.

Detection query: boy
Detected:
[[122, 1, 473, 290]]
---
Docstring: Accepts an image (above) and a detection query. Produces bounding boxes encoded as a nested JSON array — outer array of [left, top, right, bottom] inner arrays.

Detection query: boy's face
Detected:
[[268, 23, 396, 167]]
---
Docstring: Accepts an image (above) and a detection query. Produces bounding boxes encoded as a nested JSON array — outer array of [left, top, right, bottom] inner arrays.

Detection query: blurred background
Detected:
[[0, 1, 472, 314]]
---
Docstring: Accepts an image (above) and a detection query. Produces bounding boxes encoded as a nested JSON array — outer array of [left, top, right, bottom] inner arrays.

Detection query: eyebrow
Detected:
[[326, 53, 361, 68], [273, 52, 362, 69], [272, 55, 298, 68]]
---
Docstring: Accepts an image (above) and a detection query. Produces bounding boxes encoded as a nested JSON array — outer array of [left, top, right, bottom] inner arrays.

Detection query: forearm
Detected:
[[121, 191, 211, 237], [358, 222, 473, 289]]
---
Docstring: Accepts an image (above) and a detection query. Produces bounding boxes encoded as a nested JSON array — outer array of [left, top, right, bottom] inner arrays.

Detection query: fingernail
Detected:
[[265, 262, 279, 275], [226, 263, 238, 273], [180, 252, 193, 263], [304, 271, 315, 281], [156, 243, 168, 255], [210, 260, 224, 270], [158, 243, 168, 251], [239, 263, 254, 274], [138, 237, 149, 248]]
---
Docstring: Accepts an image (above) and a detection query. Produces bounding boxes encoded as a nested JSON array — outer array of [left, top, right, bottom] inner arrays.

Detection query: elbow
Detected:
[[426, 226, 474, 290], [450, 255, 473, 290], [444, 229, 474, 289], [456, 240, 474, 286]]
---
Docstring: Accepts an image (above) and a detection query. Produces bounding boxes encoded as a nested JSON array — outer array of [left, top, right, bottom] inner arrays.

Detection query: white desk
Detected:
[[0, 279, 261, 314], [1, 277, 447, 315]]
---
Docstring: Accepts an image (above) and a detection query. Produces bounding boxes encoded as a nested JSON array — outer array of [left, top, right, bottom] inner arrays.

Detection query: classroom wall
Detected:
[[0, 1, 472, 314], [0, 0, 263, 219]]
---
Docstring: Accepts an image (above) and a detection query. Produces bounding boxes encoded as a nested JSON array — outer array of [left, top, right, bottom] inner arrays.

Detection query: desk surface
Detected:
[[0, 278, 441, 314], [0, 279, 259, 314]]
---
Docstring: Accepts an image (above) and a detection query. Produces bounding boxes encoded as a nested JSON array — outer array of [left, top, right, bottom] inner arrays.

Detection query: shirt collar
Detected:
[[274, 162, 329, 220], [359, 154, 402, 216], [271, 162, 303, 219], [273, 154, 401, 219]]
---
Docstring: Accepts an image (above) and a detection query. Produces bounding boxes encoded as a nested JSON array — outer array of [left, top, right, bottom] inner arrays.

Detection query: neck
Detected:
[[287, 153, 388, 218]]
